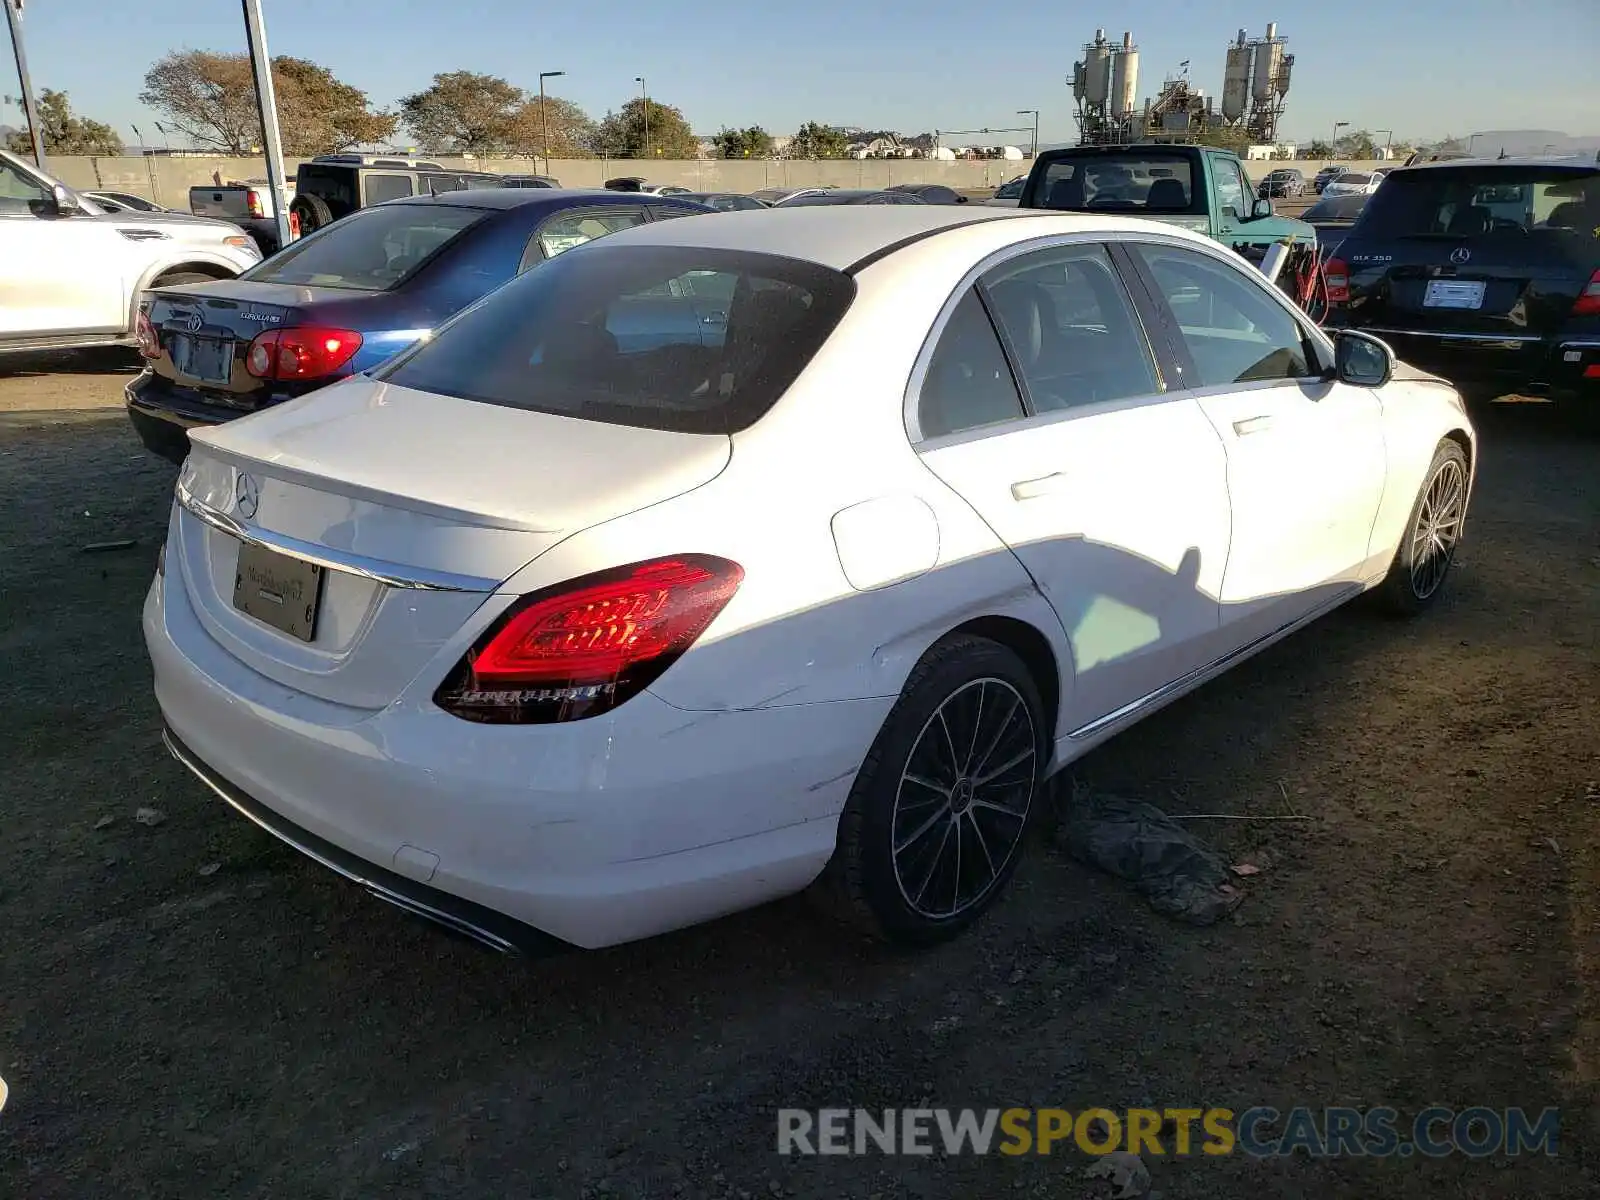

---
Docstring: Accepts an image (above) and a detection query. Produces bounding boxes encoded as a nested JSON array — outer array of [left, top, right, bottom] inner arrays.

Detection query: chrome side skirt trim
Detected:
[[175, 480, 498, 593], [1066, 587, 1360, 741], [1361, 328, 1541, 345], [161, 730, 519, 955]]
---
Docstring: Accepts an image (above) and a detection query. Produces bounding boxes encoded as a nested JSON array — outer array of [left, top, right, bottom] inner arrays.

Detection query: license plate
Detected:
[[1423, 280, 1486, 310], [171, 334, 235, 384], [233, 542, 324, 642]]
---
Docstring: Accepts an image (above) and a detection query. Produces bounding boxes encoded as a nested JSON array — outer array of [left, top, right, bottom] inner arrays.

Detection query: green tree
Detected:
[[140, 51, 395, 155], [1302, 139, 1332, 158], [4, 89, 122, 156], [592, 98, 698, 158], [788, 121, 849, 159], [1193, 124, 1249, 155], [712, 125, 773, 159], [400, 71, 525, 154], [1337, 129, 1377, 159], [506, 96, 595, 159]]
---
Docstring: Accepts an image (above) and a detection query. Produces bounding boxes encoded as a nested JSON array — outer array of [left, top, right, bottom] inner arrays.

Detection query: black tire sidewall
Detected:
[[1381, 440, 1469, 614], [848, 637, 1046, 944], [291, 194, 332, 234]]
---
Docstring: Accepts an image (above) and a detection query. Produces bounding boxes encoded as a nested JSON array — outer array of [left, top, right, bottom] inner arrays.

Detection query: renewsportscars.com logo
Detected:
[[777, 1106, 1560, 1159]]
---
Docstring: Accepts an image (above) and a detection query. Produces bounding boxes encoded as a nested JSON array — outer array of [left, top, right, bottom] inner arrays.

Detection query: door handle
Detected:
[[1010, 472, 1069, 501], [1232, 415, 1274, 436]]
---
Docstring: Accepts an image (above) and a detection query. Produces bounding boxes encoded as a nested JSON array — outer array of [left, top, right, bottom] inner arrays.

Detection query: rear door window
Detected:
[[242, 204, 487, 291], [534, 207, 649, 259], [917, 291, 1027, 439], [378, 245, 855, 434]]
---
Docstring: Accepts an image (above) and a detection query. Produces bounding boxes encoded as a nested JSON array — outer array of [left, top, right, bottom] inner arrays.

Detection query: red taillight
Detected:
[[135, 308, 161, 359], [247, 189, 265, 219], [1324, 256, 1350, 304], [244, 326, 363, 381], [1573, 269, 1600, 317], [435, 555, 745, 723]]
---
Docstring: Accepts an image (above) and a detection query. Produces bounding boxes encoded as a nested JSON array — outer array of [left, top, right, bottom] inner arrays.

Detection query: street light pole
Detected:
[[538, 70, 565, 176], [635, 76, 648, 160], [3, 0, 47, 169], [240, 0, 292, 249], [1017, 109, 1039, 158], [1332, 120, 1349, 159]]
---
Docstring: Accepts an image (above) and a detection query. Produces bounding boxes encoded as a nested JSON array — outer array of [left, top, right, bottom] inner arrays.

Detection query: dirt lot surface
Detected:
[[0, 355, 1596, 1198]]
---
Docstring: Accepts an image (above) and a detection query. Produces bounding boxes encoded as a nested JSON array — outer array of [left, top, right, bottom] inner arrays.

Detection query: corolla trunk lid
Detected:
[[170, 375, 732, 708]]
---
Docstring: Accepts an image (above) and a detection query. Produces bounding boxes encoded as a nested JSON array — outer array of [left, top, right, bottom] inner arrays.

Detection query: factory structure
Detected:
[[1071, 22, 1294, 147]]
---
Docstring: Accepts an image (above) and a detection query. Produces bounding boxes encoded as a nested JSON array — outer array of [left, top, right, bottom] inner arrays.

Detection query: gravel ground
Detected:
[[0, 356, 1596, 1198]]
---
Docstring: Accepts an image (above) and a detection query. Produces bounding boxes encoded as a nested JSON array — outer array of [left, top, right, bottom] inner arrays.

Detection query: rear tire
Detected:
[[814, 635, 1046, 946], [1374, 439, 1470, 616], [290, 194, 333, 235]]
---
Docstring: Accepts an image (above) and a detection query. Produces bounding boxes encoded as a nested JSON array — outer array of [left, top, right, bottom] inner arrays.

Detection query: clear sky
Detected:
[[4, 0, 1597, 148]]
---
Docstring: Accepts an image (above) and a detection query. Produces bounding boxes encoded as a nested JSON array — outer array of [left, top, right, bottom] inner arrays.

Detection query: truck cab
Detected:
[[1019, 144, 1315, 254]]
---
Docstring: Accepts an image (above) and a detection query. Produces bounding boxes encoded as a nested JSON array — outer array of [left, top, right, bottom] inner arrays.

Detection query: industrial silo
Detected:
[[1111, 31, 1139, 118], [1084, 29, 1112, 105], [1222, 30, 1252, 122], [1252, 22, 1284, 102]]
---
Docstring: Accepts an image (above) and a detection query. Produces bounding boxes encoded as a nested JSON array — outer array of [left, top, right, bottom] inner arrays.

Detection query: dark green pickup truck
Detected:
[[1019, 144, 1316, 255]]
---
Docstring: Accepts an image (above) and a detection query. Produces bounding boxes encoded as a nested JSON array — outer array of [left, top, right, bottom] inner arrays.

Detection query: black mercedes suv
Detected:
[[1323, 156, 1600, 402]]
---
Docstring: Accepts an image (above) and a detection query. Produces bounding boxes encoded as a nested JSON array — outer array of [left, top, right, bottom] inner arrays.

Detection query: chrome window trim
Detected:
[[904, 228, 1332, 447], [175, 480, 498, 593], [1363, 327, 1544, 345]]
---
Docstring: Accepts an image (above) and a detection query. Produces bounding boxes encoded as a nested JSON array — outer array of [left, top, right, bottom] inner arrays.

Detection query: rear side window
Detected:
[[364, 173, 414, 205], [536, 209, 648, 258], [378, 245, 856, 434], [242, 204, 486, 291], [1356, 167, 1600, 243]]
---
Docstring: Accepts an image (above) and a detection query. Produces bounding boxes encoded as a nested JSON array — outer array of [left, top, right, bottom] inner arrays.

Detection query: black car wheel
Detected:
[[290, 193, 334, 235], [814, 634, 1046, 945]]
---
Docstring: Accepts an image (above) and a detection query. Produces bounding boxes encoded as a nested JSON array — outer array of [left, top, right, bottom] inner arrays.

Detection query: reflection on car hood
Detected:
[[89, 210, 246, 240]]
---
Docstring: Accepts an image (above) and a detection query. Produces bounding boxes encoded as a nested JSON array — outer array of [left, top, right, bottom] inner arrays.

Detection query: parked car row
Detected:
[[141, 199, 1479, 955]]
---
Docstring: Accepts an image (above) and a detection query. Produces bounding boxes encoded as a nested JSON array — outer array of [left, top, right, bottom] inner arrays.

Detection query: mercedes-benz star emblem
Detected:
[[181, 312, 203, 333], [235, 473, 260, 520], [1449, 247, 1472, 265]]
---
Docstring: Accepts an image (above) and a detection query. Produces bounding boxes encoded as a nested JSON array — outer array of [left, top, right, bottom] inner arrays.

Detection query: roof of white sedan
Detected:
[[596, 206, 1194, 272]]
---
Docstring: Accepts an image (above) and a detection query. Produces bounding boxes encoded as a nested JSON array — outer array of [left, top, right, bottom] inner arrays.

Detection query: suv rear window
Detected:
[[1031, 154, 1196, 212], [242, 204, 487, 291], [378, 245, 856, 434], [1355, 166, 1600, 242]]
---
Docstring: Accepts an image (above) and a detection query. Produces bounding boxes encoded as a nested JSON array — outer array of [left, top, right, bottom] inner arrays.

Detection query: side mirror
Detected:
[[50, 184, 82, 215], [1251, 197, 1273, 220], [1334, 330, 1394, 388]]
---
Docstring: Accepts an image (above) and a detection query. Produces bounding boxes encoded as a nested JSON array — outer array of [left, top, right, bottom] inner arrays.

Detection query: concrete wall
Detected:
[[49, 155, 1393, 207]]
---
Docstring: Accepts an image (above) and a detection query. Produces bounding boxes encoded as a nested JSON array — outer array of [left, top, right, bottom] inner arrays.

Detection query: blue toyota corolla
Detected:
[[125, 188, 711, 464]]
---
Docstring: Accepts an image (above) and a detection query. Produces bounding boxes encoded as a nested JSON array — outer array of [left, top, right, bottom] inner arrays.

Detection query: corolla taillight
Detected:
[[135, 308, 161, 359], [435, 555, 745, 724], [245, 327, 363, 380]]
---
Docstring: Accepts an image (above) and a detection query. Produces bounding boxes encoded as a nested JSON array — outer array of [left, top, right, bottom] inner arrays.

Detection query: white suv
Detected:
[[0, 148, 262, 355]]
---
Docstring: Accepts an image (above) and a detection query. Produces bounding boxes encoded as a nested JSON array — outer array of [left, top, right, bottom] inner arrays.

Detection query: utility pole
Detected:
[[538, 70, 565, 176], [1017, 110, 1040, 158], [240, 0, 292, 248], [636, 76, 648, 160], [3, 0, 47, 169]]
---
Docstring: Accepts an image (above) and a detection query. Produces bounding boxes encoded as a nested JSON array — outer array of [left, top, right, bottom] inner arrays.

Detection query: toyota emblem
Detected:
[[1449, 247, 1472, 265], [235, 472, 260, 520], [181, 312, 204, 333]]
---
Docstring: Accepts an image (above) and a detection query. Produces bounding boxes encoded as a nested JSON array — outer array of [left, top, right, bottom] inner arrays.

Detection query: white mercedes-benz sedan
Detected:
[[145, 206, 1475, 952]]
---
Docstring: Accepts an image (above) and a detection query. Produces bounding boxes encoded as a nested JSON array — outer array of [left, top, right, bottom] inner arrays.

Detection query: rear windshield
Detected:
[[1335, 173, 1373, 185], [378, 244, 856, 434], [1031, 154, 1195, 212], [242, 204, 486, 291], [1355, 166, 1600, 242]]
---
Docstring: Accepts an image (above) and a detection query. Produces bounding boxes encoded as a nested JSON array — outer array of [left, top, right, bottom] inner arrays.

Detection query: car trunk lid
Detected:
[[172, 375, 733, 708], [144, 281, 358, 412]]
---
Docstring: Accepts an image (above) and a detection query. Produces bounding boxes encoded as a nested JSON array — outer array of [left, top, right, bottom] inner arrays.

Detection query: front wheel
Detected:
[[815, 635, 1046, 945], [1375, 440, 1470, 615]]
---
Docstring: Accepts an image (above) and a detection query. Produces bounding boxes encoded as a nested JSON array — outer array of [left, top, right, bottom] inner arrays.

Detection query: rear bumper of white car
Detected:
[[144, 569, 889, 951]]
